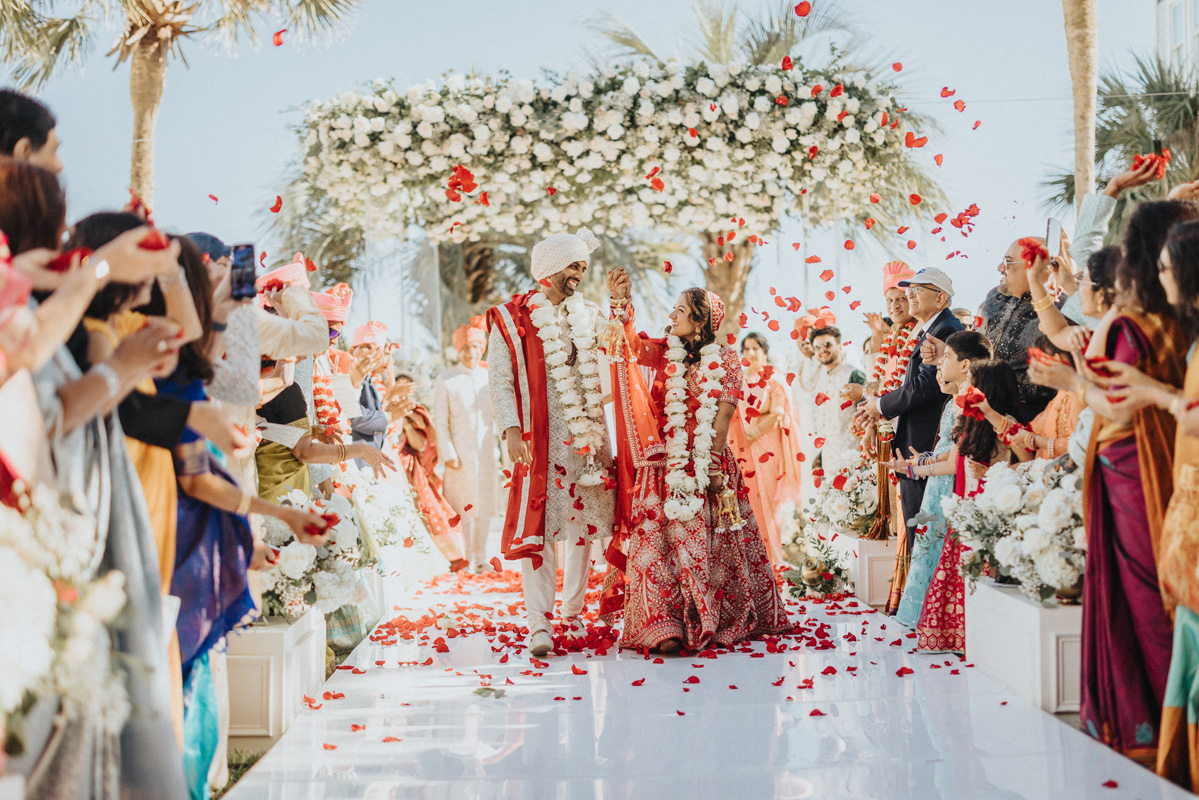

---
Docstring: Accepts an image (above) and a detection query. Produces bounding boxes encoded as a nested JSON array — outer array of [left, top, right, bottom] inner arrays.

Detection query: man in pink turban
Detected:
[[346, 321, 393, 455], [433, 318, 501, 573]]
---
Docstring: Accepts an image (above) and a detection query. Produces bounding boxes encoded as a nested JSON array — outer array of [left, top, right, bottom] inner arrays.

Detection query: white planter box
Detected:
[[0, 775, 24, 800], [226, 608, 327, 749], [965, 578, 1082, 714], [821, 528, 897, 608]]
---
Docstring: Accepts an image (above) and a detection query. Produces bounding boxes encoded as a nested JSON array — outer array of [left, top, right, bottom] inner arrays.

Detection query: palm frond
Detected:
[[582, 10, 660, 61], [268, 174, 364, 285], [2, 5, 97, 90], [740, 0, 854, 66], [688, 0, 740, 65], [279, 0, 356, 36], [1044, 51, 1199, 230]]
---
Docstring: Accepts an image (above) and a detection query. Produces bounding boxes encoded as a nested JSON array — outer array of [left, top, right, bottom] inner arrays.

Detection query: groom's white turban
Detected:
[[530, 227, 600, 283]]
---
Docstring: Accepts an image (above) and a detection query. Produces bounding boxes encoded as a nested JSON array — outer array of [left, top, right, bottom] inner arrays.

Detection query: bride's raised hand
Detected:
[[606, 267, 631, 301]]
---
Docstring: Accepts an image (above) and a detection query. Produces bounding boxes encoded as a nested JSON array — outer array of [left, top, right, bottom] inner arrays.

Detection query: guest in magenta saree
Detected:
[[599, 276, 788, 653], [1079, 309, 1182, 766]]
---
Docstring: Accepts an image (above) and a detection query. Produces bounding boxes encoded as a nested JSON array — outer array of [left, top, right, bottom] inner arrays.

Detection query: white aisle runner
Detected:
[[227, 569, 1190, 800]]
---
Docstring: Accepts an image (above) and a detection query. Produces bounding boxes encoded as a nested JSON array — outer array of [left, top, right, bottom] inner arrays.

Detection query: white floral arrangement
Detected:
[[260, 490, 367, 619], [297, 58, 917, 241], [803, 460, 878, 537], [942, 460, 1087, 599], [662, 337, 723, 521], [527, 290, 610, 487], [1, 485, 130, 753], [340, 464, 430, 553]]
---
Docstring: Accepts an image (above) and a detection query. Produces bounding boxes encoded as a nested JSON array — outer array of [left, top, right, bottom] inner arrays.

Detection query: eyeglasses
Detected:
[[1001, 258, 1023, 270], [904, 285, 933, 295]]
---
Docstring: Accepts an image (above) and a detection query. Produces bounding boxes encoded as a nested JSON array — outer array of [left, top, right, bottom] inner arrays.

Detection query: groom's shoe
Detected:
[[529, 630, 553, 657], [562, 616, 587, 641]]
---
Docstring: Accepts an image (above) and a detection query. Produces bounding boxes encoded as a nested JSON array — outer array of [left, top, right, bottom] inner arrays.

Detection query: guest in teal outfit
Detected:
[[893, 331, 993, 627]]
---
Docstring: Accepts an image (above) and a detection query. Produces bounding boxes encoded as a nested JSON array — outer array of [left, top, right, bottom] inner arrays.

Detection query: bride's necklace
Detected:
[[662, 335, 723, 521]]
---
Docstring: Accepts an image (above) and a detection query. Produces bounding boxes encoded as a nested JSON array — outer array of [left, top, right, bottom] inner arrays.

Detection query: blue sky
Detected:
[[16, 0, 1156, 354]]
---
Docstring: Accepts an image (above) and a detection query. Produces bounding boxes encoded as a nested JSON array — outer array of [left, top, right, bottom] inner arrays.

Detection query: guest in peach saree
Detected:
[[727, 332, 803, 564]]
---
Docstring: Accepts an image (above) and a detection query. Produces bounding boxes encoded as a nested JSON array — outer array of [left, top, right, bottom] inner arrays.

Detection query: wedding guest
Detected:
[[728, 332, 804, 564], [154, 237, 328, 799], [389, 373, 469, 572], [952, 308, 976, 330], [916, 360, 1025, 653], [860, 268, 963, 569], [433, 320, 502, 573], [1032, 199, 1197, 765], [794, 323, 865, 476], [1008, 335, 1083, 461], [347, 319, 393, 458], [0, 88, 62, 173], [982, 238, 1060, 417], [891, 330, 991, 630], [1152, 220, 1199, 789], [859, 262, 917, 566]]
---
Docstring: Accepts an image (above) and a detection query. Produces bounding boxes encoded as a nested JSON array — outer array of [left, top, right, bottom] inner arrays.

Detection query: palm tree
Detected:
[[0, 0, 358, 206], [584, 0, 943, 335], [1061, 0, 1098, 213], [1044, 55, 1199, 242]]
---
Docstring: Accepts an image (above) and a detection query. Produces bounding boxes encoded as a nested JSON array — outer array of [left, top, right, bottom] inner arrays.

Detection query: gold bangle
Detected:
[[1032, 294, 1055, 312]]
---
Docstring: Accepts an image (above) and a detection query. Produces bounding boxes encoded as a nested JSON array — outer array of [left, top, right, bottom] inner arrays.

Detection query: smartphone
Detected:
[[1154, 138, 1164, 155], [230, 243, 257, 300], [1045, 218, 1062, 259]]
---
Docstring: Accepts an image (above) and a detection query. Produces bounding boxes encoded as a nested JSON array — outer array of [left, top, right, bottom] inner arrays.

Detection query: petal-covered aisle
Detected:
[[226, 569, 1189, 800]]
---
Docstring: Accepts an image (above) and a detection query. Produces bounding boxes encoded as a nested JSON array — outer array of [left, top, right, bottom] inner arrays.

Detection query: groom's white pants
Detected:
[[521, 522, 591, 637]]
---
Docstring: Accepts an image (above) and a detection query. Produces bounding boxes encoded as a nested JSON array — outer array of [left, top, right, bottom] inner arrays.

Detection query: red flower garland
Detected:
[[872, 321, 917, 442]]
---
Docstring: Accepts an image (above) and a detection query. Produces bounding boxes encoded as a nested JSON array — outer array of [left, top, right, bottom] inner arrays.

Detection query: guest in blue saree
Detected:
[[894, 331, 992, 628]]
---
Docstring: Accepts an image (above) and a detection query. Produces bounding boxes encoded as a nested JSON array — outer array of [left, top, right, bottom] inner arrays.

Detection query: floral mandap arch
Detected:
[[292, 57, 940, 332]]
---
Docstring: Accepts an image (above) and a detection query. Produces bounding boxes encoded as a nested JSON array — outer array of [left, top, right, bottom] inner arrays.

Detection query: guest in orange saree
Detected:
[[390, 376, 468, 572], [727, 332, 803, 564]]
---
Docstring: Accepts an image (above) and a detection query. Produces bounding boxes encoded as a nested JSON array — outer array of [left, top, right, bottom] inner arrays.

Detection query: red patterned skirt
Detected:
[[615, 447, 790, 650]]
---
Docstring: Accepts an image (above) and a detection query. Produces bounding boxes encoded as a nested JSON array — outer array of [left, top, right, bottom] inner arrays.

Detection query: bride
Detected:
[[600, 268, 789, 653]]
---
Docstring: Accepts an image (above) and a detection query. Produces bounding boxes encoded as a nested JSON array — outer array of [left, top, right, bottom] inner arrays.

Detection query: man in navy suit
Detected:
[[859, 268, 964, 551]]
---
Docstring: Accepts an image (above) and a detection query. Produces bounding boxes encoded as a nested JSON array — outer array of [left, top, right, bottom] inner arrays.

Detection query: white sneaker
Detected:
[[529, 630, 553, 657]]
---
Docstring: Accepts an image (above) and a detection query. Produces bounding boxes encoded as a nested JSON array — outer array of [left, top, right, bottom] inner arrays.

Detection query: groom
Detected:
[[486, 227, 616, 656]]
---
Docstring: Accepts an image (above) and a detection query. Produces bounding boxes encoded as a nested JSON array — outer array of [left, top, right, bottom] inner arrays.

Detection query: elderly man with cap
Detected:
[[859, 267, 963, 587], [487, 227, 616, 656], [434, 318, 501, 573]]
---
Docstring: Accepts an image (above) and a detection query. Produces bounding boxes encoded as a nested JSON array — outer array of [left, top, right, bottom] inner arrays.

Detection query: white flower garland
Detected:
[[528, 292, 609, 487], [663, 337, 724, 521]]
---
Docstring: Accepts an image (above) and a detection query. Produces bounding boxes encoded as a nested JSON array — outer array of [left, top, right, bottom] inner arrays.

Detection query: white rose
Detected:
[[990, 483, 1024, 515], [1022, 526, 1052, 555], [621, 76, 641, 95], [277, 541, 317, 580], [993, 536, 1021, 567], [1037, 489, 1074, 533], [765, 75, 783, 95]]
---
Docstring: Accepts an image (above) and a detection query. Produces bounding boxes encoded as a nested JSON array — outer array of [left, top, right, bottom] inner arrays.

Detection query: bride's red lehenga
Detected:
[[600, 304, 790, 650]]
